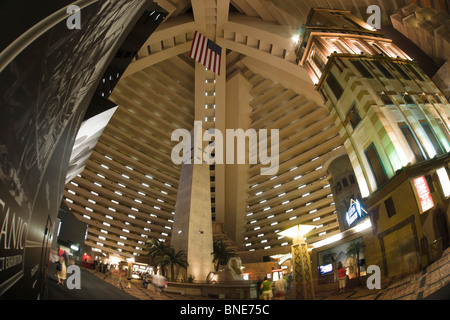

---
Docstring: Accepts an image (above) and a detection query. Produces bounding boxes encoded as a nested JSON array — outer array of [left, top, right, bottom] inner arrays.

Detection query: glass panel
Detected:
[[365, 143, 388, 187], [399, 125, 425, 161]]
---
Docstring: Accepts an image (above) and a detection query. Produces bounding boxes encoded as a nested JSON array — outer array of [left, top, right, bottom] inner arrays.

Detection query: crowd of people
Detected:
[[258, 273, 292, 300]]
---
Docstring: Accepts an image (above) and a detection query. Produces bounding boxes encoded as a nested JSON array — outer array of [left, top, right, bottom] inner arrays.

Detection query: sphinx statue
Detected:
[[206, 257, 244, 283]]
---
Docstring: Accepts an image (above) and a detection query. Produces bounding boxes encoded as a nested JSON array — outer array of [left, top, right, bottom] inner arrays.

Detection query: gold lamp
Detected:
[[278, 224, 315, 243]]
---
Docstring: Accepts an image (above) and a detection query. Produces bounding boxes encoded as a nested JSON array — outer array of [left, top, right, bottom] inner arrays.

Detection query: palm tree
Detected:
[[322, 251, 337, 282], [346, 239, 365, 278], [211, 240, 237, 272], [159, 246, 189, 281], [145, 238, 169, 276], [146, 238, 169, 259]]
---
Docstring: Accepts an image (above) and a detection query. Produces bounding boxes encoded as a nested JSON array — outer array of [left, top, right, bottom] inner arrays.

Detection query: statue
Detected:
[[206, 257, 244, 283]]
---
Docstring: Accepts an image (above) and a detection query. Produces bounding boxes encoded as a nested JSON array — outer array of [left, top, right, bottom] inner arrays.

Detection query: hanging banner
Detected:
[[0, 189, 28, 296], [413, 176, 434, 213]]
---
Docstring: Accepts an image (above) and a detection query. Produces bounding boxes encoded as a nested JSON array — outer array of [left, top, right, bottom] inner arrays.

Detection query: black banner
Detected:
[[0, 0, 151, 299]]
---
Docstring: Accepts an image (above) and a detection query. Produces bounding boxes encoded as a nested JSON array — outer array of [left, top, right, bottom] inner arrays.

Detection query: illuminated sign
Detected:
[[319, 264, 333, 274], [436, 167, 450, 198], [345, 199, 367, 227], [413, 176, 434, 213]]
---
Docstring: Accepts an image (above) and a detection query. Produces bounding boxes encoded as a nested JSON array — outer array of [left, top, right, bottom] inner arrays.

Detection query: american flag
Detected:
[[190, 31, 222, 75]]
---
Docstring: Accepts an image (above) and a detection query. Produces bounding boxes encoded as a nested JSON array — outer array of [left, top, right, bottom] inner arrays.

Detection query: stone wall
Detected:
[[432, 61, 450, 101], [390, 3, 450, 65]]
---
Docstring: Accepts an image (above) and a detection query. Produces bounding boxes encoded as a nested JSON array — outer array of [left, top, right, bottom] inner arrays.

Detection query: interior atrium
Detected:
[[0, 0, 449, 301]]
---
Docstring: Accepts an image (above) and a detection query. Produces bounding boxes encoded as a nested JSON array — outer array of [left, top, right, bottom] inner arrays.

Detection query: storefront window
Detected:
[[317, 237, 366, 285]]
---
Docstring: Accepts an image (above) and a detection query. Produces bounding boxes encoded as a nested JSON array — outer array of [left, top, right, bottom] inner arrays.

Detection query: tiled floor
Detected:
[[88, 247, 449, 301], [316, 247, 450, 300], [89, 269, 216, 300]]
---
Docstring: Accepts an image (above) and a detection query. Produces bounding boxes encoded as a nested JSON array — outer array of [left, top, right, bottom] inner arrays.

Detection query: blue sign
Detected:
[[345, 199, 367, 227]]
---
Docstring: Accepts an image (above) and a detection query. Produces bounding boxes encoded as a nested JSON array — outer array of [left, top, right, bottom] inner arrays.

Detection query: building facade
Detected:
[[298, 8, 450, 199], [297, 8, 450, 287]]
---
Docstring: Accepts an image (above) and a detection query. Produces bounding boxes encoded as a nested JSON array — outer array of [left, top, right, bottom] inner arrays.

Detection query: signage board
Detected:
[[413, 176, 434, 213], [345, 199, 367, 227]]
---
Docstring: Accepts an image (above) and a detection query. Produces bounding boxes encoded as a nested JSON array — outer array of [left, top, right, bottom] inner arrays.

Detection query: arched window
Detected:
[[337, 182, 342, 192], [349, 175, 356, 185], [342, 178, 349, 188]]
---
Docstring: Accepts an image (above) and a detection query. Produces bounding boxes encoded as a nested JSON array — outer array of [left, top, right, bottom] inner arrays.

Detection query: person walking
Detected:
[[260, 277, 273, 300], [152, 274, 167, 297], [337, 261, 347, 293], [275, 276, 287, 300], [56, 254, 68, 286]]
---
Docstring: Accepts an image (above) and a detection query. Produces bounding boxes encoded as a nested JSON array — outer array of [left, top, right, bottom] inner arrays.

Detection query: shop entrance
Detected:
[[434, 208, 449, 250]]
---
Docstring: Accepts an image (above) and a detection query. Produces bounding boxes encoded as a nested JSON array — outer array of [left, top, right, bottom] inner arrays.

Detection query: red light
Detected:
[[413, 176, 434, 213]]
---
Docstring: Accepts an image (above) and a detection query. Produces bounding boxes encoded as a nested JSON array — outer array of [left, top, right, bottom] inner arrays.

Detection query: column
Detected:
[[291, 235, 315, 300]]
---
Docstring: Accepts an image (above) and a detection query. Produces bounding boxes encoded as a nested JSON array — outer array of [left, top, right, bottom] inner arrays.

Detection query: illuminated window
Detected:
[[399, 124, 425, 161], [365, 143, 388, 187], [421, 123, 444, 156], [311, 49, 326, 71], [437, 167, 450, 198]]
